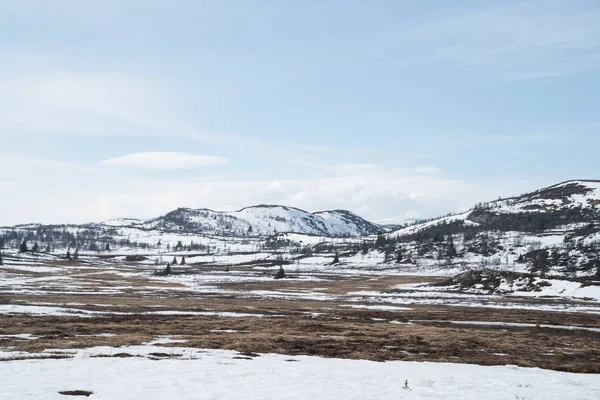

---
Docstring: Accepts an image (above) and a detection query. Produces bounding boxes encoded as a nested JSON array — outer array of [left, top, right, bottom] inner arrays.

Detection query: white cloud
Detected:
[[0, 153, 540, 226], [101, 152, 229, 170], [413, 166, 442, 174]]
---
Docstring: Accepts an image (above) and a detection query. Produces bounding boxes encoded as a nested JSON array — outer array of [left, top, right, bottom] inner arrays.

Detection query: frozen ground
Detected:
[[1, 345, 598, 400], [1, 248, 599, 386], [1, 249, 599, 314]]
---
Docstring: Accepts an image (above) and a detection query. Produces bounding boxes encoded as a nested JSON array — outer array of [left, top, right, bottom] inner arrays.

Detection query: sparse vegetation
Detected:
[[58, 390, 94, 397], [274, 266, 285, 279], [19, 240, 28, 253]]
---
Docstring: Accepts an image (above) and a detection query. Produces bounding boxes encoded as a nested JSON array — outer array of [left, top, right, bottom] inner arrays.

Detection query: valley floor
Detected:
[[1, 251, 599, 398]]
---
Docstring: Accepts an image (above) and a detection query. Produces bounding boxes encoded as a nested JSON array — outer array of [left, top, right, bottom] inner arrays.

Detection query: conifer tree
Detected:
[[19, 240, 28, 253], [331, 252, 340, 265], [274, 266, 285, 279], [446, 237, 457, 258], [361, 241, 369, 255], [375, 232, 387, 249], [396, 249, 403, 263]]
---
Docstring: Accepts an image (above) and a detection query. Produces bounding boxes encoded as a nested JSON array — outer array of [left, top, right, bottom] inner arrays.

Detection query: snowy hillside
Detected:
[[116, 205, 381, 237], [380, 180, 600, 277], [485, 180, 600, 214], [2, 180, 599, 279], [391, 180, 600, 238], [0, 204, 382, 255]]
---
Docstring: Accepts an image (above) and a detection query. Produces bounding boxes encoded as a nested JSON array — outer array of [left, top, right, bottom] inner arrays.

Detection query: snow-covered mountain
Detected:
[[2, 181, 599, 280], [0, 205, 382, 251], [391, 180, 600, 237], [383, 180, 600, 277], [138, 205, 380, 237]]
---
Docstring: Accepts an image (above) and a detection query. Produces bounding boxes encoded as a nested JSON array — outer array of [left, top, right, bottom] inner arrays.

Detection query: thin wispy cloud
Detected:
[[411, 1, 600, 80], [0, 71, 170, 137], [101, 152, 229, 170]]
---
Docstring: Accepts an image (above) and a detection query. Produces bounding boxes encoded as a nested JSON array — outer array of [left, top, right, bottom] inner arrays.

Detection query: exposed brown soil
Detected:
[[1, 304, 598, 373], [1, 266, 598, 373]]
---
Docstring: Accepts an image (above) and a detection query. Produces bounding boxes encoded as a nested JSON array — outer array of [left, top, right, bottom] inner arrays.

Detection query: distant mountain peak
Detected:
[[237, 204, 306, 213], [126, 204, 381, 237], [392, 179, 600, 239]]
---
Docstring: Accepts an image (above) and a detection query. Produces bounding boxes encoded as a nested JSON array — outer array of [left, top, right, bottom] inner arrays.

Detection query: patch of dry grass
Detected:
[[1, 311, 598, 372], [1, 266, 598, 372]]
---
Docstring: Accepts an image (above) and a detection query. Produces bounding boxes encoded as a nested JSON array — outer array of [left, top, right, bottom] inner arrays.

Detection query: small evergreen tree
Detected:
[[180, 256, 186, 265], [66, 250, 71, 260], [165, 262, 171, 275], [534, 250, 549, 278], [172, 256, 178, 265], [361, 241, 369, 255], [375, 232, 387, 249], [396, 249, 403, 263], [19, 240, 28, 253], [105, 243, 111, 252], [331, 252, 340, 264], [274, 266, 285, 279], [32, 243, 40, 253], [0, 252, 3, 265], [446, 238, 457, 258], [175, 241, 183, 251], [384, 248, 394, 263]]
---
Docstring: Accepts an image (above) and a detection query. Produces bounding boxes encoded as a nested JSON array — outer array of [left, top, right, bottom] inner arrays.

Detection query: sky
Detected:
[[1, 0, 599, 225]]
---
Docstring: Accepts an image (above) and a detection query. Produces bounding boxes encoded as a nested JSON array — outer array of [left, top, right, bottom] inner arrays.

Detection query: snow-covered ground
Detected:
[[390, 279, 600, 303], [1, 248, 599, 314], [1, 345, 598, 400], [0, 304, 274, 318], [498, 278, 600, 300]]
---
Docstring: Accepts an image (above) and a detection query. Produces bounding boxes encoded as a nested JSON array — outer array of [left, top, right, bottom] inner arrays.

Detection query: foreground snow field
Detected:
[[1, 345, 598, 400]]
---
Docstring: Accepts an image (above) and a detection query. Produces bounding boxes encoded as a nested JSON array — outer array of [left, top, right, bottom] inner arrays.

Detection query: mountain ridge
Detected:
[[1, 204, 383, 238], [2, 180, 599, 279], [379, 180, 600, 277]]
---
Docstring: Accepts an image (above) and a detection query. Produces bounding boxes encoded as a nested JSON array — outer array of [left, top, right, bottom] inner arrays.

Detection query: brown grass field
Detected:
[[1, 262, 599, 373]]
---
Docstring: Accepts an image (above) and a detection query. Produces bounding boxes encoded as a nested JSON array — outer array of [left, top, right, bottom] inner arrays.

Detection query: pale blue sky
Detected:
[[1, 0, 599, 225]]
